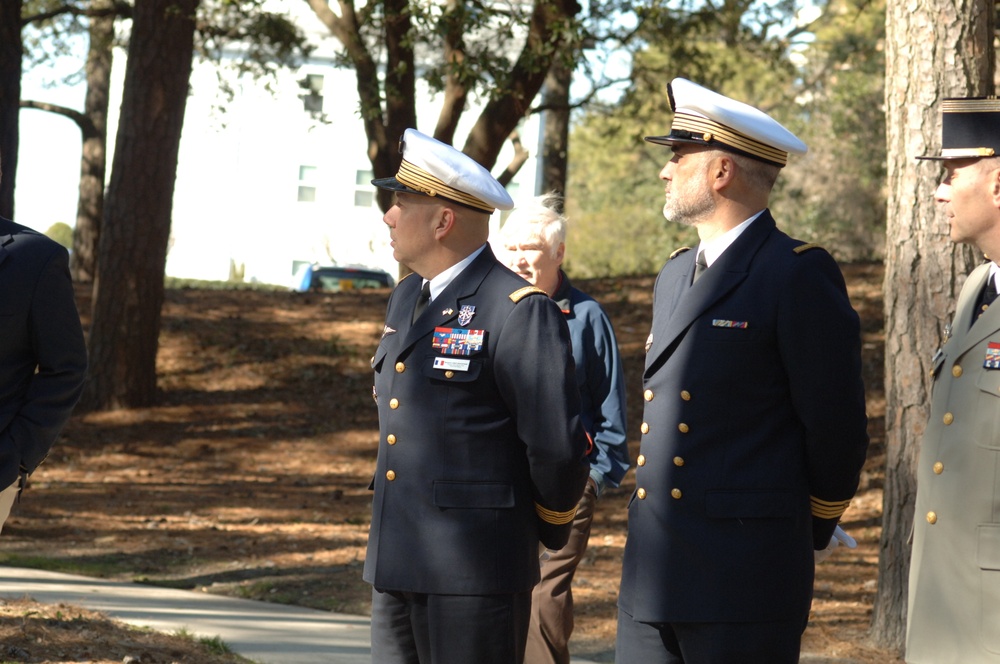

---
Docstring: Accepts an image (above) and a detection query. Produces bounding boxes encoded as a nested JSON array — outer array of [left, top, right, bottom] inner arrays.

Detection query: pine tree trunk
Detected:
[[539, 56, 571, 204], [83, 0, 199, 410], [71, 3, 115, 284], [0, 0, 22, 219], [873, 0, 994, 649]]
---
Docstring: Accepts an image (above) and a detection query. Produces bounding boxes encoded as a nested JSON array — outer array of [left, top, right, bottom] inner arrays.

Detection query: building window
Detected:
[[298, 165, 318, 202], [354, 169, 374, 207], [302, 74, 324, 113]]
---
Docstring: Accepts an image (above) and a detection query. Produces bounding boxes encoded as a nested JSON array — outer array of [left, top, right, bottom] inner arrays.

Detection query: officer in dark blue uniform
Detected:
[[615, 79, 870, 663], [365, 129, 591, 664]]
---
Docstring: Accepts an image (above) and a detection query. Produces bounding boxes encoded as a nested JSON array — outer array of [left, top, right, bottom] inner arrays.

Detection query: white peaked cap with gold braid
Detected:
[[372, 128, 514, 213], [645, 78, 807, 168]]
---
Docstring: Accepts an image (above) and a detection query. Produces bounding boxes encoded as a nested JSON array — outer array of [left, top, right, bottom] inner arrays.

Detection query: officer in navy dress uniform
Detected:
[[364, 129, 591, 664], [0, 155, 87, 532], [906, 98, 1000, 664], [615, 79, 870, 663]]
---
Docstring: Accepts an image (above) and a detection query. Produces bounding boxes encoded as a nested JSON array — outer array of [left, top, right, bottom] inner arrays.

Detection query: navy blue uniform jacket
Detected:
[[618, 211, 869, 624], [363, 245, 590, 595], [0, 217, 87, 492]]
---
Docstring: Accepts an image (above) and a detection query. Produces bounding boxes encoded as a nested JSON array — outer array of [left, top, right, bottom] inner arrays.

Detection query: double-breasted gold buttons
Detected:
[[932, 461, 944, 474], [680, 390, 691, 401], [387, 434, 397, 445], [926, 511, 937, 524], [644, 389, 654, 402], [671, 488, 682, 499], [673, 456, 685, 467], [952, 365, 962, 378], [445, 371, 455, 379], [943, 412, 954, 425], [395, 362, 406, 373], [386, 470, 396, 481], [678, 423, 690, 433], [640, 422, 650, 434], [389, 398, 399, 410], [637, 488, 647, 500], [637, 455, 646, 467]]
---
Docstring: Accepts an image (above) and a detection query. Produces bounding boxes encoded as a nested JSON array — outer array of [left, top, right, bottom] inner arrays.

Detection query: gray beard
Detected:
[[662, 194, 714, 226]]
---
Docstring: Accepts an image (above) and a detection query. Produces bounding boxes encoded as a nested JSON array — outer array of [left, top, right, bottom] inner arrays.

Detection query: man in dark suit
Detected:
[[364, 128, 591, 664], [0, 165, 88, 532], [615, 78, 870, 663]]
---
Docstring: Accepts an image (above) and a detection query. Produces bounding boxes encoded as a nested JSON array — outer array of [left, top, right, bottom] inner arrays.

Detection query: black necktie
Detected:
[[692, 250, 708, 284], [412, 280, 431, 324], [976, 273, 998, 322]]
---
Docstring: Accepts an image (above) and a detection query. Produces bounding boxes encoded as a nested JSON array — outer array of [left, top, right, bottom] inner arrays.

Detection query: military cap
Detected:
[[645, 78, 807, 167], [372, 128, 514, 213], [919, 96, 1000, 160]]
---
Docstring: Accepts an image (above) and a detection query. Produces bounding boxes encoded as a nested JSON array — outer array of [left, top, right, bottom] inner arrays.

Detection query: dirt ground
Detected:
[[0, 263, 900, 663]]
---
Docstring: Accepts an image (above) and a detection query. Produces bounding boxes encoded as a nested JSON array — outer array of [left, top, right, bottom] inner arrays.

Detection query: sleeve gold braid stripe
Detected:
[[811, 496, 851, 520], [509, 286, 546, 303], [535, 502, 577, 525]]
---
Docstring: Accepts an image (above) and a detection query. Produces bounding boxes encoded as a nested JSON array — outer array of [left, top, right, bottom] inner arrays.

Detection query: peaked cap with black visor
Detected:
[[645, 78, 807, 167], [371, 128, 514, 214], [918, 96, 1000, 161]]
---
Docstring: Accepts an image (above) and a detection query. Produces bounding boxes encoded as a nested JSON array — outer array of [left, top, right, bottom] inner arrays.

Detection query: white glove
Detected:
[[814, 525, 857, 563]]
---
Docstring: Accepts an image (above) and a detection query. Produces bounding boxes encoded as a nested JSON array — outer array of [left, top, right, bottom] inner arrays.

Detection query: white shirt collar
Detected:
[[423, 244, 488, 301], [696, 210, 765, 268]]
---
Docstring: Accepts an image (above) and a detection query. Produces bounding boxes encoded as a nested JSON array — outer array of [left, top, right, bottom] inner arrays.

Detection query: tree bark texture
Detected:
[[462, 0, 580, 170], [539, 56, 572, 203], [874, 0, 994, 649], [71, 3, 115, 283], [83, 0, 199, 410], [0, 0, 22, 219]]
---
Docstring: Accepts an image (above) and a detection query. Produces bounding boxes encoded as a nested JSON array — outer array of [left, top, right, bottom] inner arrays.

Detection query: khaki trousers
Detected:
[[524, 479, 598, 664], [0, 480, 19, 535]]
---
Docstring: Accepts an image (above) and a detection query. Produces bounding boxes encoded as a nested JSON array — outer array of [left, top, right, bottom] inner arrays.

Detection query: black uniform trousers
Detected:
[[371, 587, 531, 664], [615, 607, 804, 664]]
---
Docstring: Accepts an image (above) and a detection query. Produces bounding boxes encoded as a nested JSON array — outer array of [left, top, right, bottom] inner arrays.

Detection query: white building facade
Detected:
[[164, 6, 540, 286], [17, 2, 542, 287]]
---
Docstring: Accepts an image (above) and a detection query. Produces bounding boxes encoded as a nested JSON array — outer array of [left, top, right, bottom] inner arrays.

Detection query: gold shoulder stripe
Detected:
[[810, 496, 851, 520], [509, 286, 546, 303], [670, 246, 692, 260], [535, 502, 577, 525], [793, 243, 822, 255]]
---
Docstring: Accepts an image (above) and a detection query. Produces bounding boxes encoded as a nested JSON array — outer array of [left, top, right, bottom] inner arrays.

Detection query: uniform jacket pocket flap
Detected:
[[433, 481, 514, 509], [977, 368, 1000, 395], [705, 490, 796, 519], [978, 524, 1000, 570]]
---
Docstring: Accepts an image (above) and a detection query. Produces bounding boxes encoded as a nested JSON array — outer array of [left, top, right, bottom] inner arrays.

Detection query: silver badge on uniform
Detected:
[[645, 333, 653, 353], [458, 305, 476, 326]]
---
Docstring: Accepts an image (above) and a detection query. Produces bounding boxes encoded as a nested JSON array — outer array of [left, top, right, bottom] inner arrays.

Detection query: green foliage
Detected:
[[775, 0, 886, 261], [44, 221, 73, 248], [564, 110, 697, 278], [566, 0, 887, 274]]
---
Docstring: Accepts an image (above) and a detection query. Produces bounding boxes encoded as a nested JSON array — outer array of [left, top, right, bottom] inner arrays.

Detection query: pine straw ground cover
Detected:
[[0, 264, 899, 663]]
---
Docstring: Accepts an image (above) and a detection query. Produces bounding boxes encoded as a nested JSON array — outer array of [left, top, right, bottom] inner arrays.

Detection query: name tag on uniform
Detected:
[[985, 342, 1000, 369], [433, 327, 484, 356], [434, 357, 471, 372]]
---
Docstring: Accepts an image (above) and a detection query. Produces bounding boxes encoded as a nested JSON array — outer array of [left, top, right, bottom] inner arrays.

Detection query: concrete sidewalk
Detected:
[[0, 566, 604, 663]]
